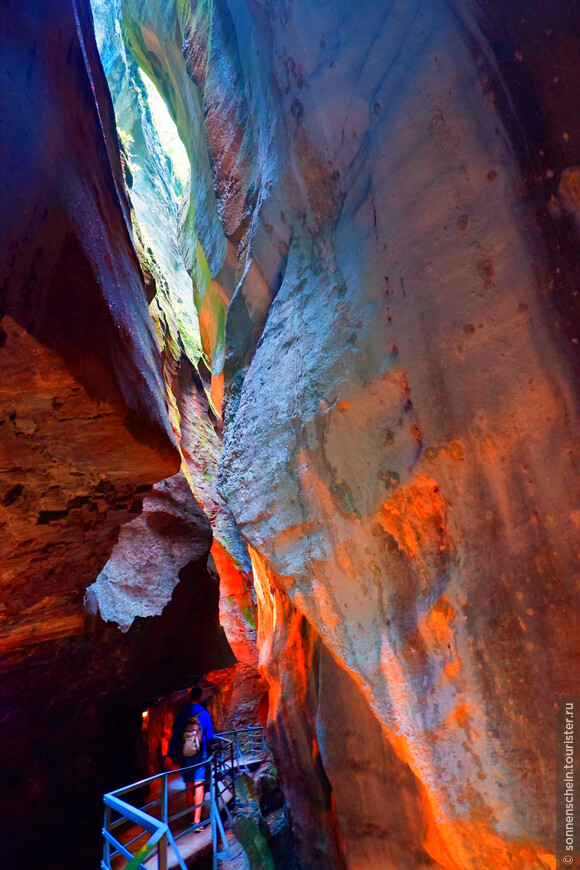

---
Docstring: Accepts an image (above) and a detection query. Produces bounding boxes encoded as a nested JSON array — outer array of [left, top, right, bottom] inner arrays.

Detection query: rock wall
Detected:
[[117, 1, 580, 867], [0, 2, 233, 866], [0, 0, 179, 655], [2, 0, 579, 867], [251, 546, 440, 870]]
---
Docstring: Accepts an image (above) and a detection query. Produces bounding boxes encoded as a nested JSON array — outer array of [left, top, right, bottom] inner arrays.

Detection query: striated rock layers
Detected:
[[0, 0, 178, 659], [119, 0, 580, 867]]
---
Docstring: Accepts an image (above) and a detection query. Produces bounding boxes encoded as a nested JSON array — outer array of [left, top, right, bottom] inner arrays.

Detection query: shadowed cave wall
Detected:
[[1, 0, 580, 868], [0, 1, 234, 865]]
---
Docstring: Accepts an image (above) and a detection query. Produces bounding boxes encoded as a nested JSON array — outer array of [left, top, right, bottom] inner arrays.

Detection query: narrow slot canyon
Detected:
[[0, 1, 579, 868]]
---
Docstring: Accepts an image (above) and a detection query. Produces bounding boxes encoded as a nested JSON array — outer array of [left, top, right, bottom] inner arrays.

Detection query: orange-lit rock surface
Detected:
[[0, 317, 175, 658], [2, 0, 580, 867], [212, 539, 258, 666], [251, 546, 440, 870], [135, 0, 579, 866], [249, 547, 349, 869]]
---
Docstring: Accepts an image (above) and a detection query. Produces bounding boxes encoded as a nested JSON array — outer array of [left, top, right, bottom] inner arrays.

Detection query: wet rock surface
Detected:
[[228, 765, 299, 870], [257, 773, 284, 816]]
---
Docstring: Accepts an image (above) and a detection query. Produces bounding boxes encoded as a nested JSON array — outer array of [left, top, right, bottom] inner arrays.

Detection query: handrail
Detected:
[[102, 757, 218, 870], [103, 792, 168, 869], [215, 725, 267, 776], [101, 727, 267, 870]]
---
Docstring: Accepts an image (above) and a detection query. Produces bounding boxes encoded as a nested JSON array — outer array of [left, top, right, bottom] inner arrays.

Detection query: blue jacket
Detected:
[[169, 703, 213, 765]]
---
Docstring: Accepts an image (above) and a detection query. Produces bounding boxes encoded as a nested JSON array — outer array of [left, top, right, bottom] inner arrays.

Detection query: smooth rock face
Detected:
[[0, 0, 177, 455], [316, 647, 438, 870], [115, 0, 580, 866], [251, 547, 439, 870]]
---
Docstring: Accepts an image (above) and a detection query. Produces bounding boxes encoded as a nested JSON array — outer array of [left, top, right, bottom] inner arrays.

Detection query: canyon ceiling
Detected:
[[1, 0, 579, 868]]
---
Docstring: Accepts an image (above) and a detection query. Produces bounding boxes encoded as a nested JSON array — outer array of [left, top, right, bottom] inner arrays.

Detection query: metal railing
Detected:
[[212, 734, 236, 820], [214, 726, 267, 774], [101, 727, 266, 870], [101, 756, 229, 870]]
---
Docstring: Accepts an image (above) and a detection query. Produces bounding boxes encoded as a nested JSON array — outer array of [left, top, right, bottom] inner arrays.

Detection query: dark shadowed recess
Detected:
[[455, 0, 580, 386], [0, 555, 234, 870], [0, 0, 177, 462]]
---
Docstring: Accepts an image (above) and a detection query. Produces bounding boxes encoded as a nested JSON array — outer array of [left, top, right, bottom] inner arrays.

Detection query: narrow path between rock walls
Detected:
[[103, 719, 294, 870]]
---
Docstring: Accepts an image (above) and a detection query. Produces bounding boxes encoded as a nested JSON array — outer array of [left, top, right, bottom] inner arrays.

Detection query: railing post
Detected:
[[156, 773, 168, 870], [158, 831, 167, 870], [231, 740, 236, 808], [211, 757, 218, 870], [161, 773, 168, 825], [104, 805, 111, 869]]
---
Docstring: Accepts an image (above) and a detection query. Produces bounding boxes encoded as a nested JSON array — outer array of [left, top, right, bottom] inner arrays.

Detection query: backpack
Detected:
[[182, 709, 204, 757]]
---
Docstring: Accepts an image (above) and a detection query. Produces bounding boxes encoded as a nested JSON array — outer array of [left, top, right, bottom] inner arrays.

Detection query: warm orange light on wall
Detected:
[[211, 373, 223, 417]]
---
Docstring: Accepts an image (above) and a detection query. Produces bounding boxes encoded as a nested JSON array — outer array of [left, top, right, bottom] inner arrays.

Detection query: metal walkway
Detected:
[[101, 727, 267, 870]]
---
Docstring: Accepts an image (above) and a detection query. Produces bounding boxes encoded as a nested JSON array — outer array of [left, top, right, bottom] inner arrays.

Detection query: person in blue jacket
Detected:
[[168, 687, 214, 827]]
